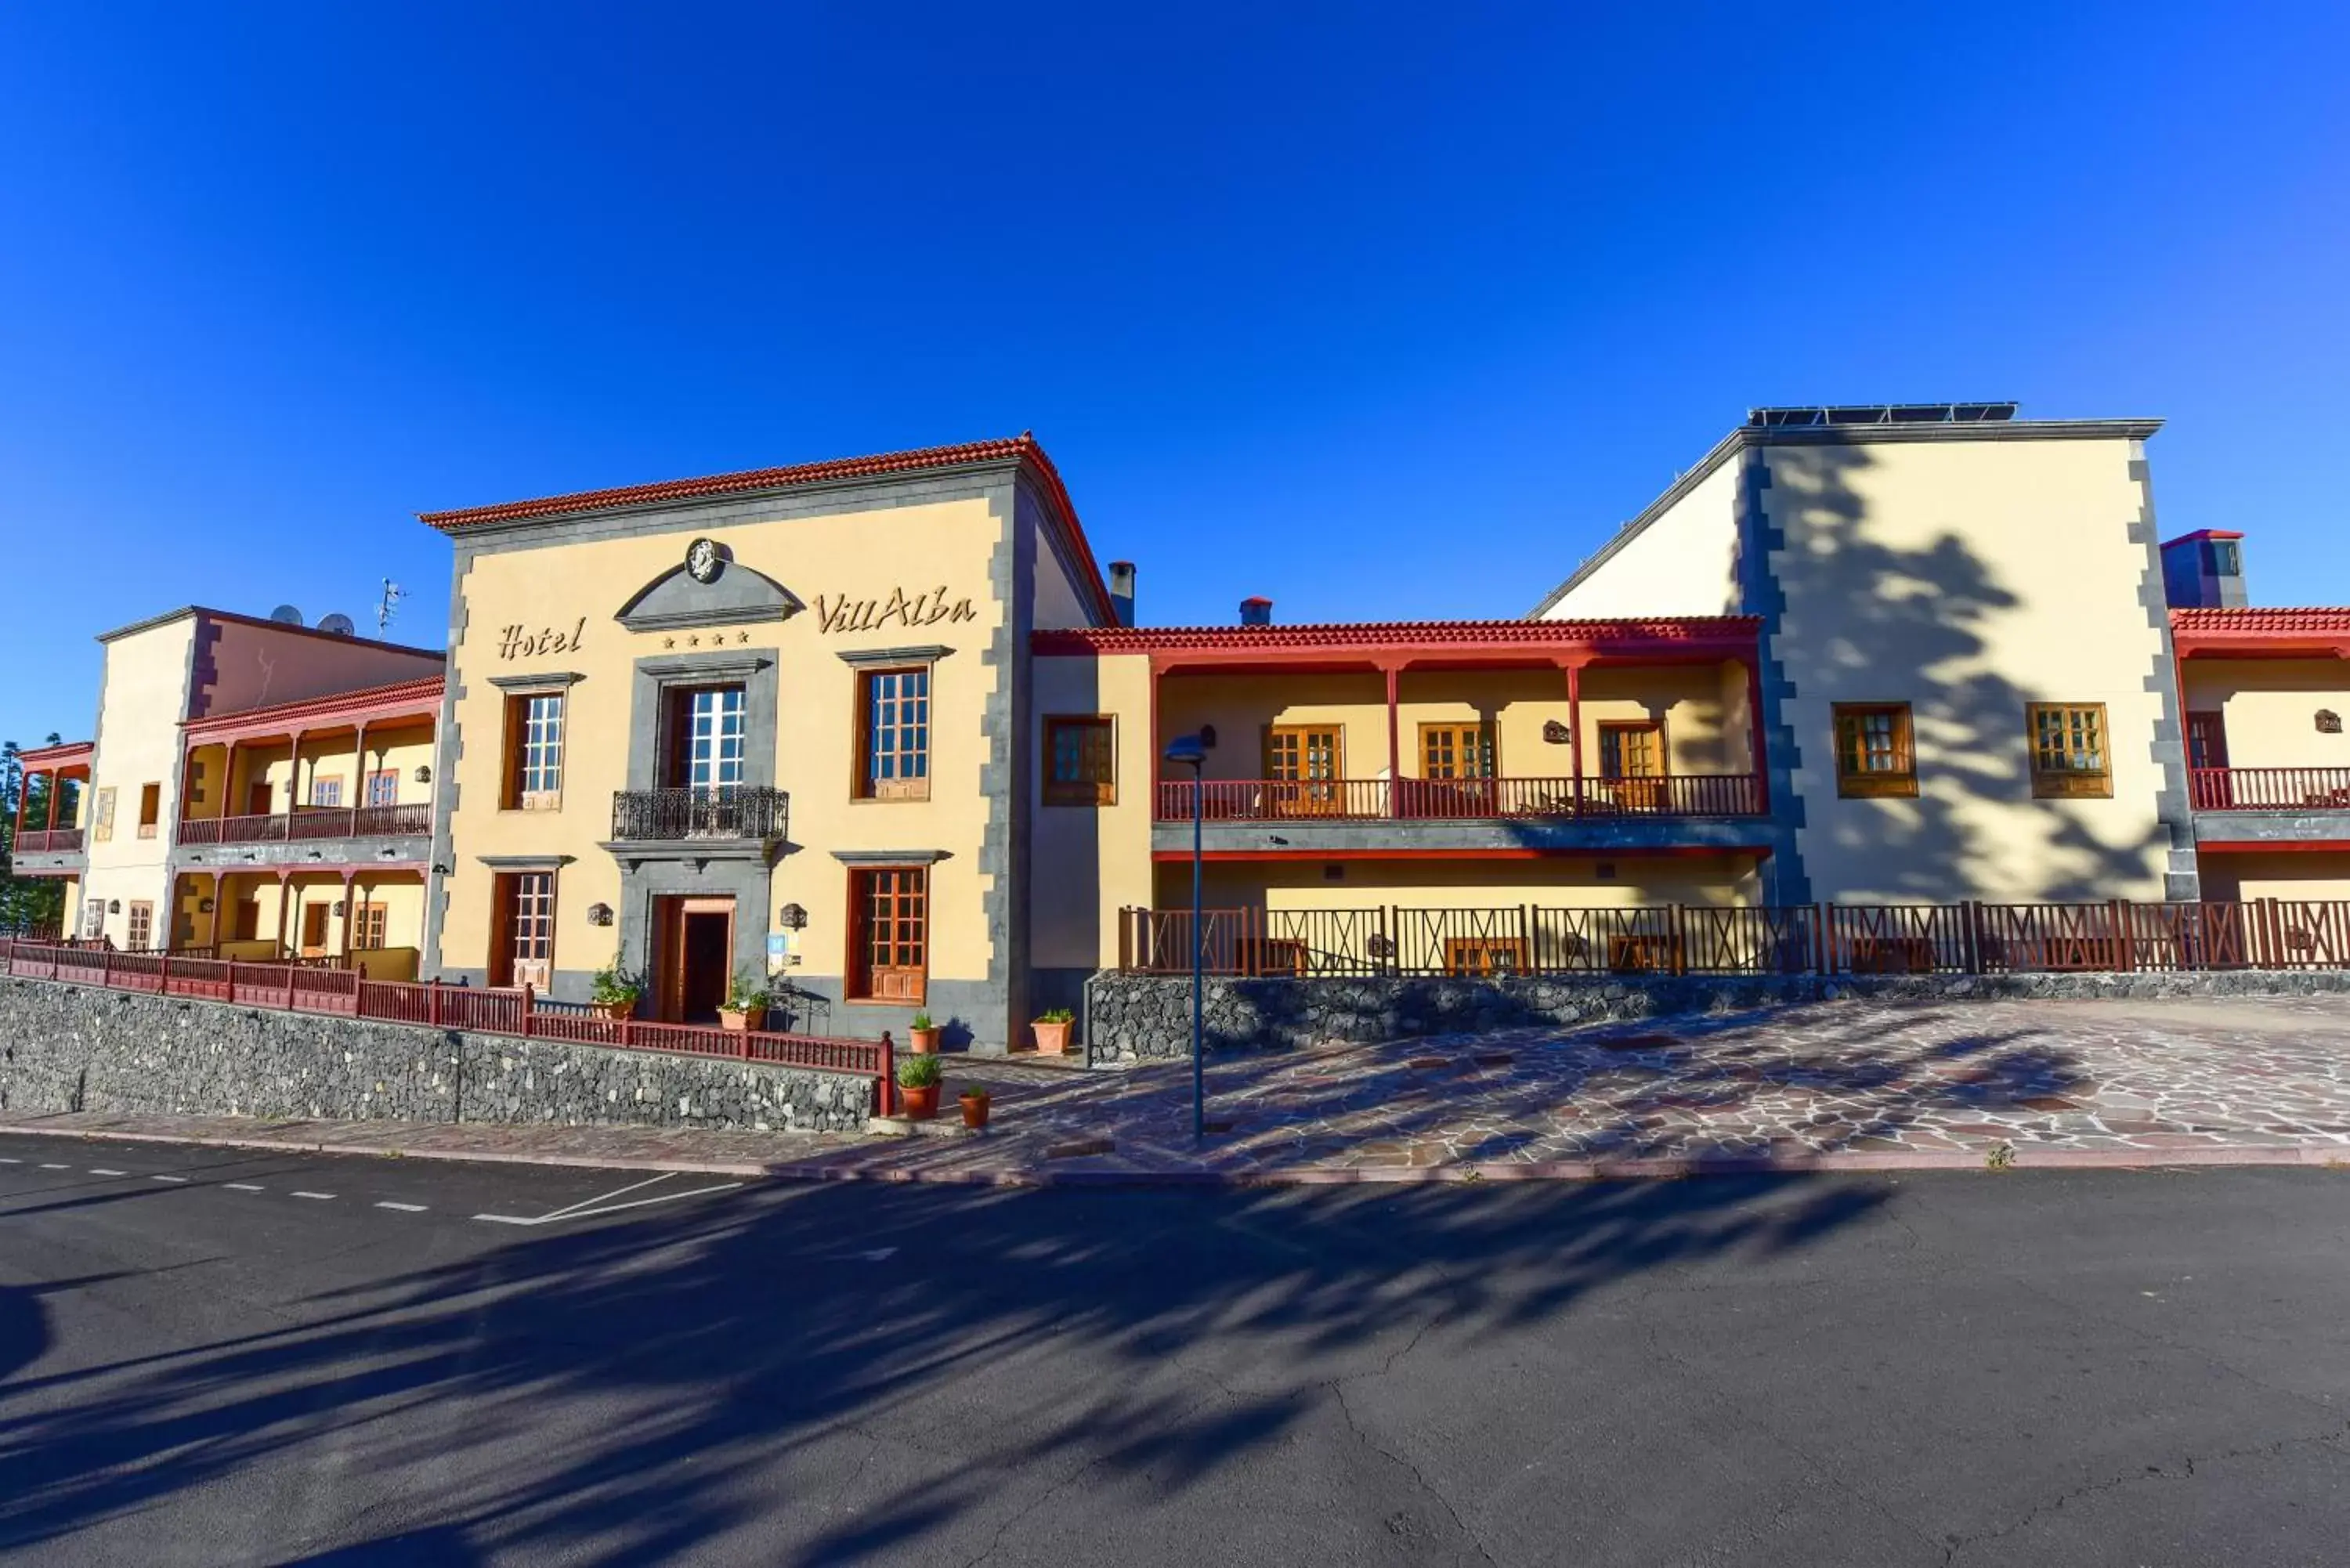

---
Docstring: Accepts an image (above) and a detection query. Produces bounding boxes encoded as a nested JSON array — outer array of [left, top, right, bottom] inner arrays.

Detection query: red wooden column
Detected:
[[45, 768, 60, 833], [286, 730, 305, 826], [220, 740, 237, 822], [352, 722, 371, 828], [1564, 659, 1587, 811], [1384, 660, 1403, 818], [1743, 658, 1770, 813], [339, 870, 357, 960], [273, 870, 293, 958], [12, 766, 28, 840], [209, 869, 224, 951]]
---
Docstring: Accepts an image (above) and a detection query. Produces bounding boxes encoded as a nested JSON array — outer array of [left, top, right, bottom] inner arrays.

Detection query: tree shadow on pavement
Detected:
[[1, 1172, 1889, 1565]]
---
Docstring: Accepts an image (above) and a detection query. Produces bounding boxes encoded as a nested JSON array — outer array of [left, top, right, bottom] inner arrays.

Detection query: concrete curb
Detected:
[[0, 1121, 776, 1179], [5, 1119, 2345, 1188]]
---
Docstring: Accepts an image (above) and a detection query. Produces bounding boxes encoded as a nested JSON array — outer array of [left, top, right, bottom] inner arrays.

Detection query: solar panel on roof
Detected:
[[1747, 403, 2018, 428]]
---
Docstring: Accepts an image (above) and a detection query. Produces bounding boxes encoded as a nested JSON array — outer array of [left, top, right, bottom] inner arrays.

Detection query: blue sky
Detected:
[[2, 2, 2345, 751]]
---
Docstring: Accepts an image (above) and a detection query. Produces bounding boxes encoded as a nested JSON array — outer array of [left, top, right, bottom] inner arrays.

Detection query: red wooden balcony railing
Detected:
[[2190, 767, 2350, 812], [1116, 898, 2350, 977], [178, 802, 433, 846], [12, 827, 83, 854], [0, 938, 895, 1114], [1154, 775, 1764, 823]]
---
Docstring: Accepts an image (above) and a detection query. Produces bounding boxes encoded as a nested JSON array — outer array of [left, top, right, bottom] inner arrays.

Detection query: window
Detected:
[[1597, 722, 1665, 779], [665, 685, 747, 792], [137, 782, 161, 838], [352, 902, 389, 950], [2028, 703, 2113, 799], [1444, 937, 1526, 977], [2186, 712, 2230, 772], [490, 871, 555, 988], [1419, 723, 1496, 780], [502, 692, 566, 808], [309, 775, 344, 808], [1043, 715, 1116, 806], [857, 667, 931, 800], [848, 866, 927, 1002], [92, 786, 116, 843], [126, 901, 154, 949], [1833, 703, 1918, 798], [187, 760, 207, 807], [83, 901, 107, 939], [365, 768, 400, 807]]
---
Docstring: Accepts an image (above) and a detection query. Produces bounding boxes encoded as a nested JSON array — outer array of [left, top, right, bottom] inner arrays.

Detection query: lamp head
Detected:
[[1162, 734, 1208, 770]]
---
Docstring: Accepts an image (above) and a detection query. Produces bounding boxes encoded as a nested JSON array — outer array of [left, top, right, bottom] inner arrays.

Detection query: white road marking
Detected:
[[542, 1172, 678, 1221], [89, 1169, 128, 1177], [291, 1191, 336, 1201], [226, 1183, 265, 1192], [375, 1201, 428, 1213], [829, 1247, 899, 1263], [38, 1164, 68, 1170], [0, 1157, 20, 1164], [152, 1175, 189, 1183], [475, 1179, 743, 1227]]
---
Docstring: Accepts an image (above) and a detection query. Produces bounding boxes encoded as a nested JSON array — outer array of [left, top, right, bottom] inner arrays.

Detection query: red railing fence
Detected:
[[1116, 899, 2350, 979], [1155, 775, 1766, 823], [0, 939, 892, 1113]]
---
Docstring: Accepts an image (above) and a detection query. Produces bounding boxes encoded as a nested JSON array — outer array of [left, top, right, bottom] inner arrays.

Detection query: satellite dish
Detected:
[[269, 605, 305, 626], [316, 612, 356, 637]]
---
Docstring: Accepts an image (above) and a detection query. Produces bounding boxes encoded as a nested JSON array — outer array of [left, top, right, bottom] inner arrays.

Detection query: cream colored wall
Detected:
[[2196, 853, 2350, 902], [2182, 660, 2350, 771], [1156, 665, 1749, 783], [190, 872, 425, 956], [85, 619, 195, 942], [1169, 854, 1763, 909], [443, 497, 1006, 994], [1542, 454, 1743, 620], [1762, 436, 2176, 903], [1029, 652, 1155, 970], [202, 620, 441, 715]]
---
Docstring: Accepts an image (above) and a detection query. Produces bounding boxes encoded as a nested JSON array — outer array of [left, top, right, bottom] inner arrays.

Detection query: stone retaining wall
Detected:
[[0, 977, 875, 1133], [1083, 968, 2350, 1064]]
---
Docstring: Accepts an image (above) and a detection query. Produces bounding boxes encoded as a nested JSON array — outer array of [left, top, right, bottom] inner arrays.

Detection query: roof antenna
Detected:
[[377, 579, 405, 635]]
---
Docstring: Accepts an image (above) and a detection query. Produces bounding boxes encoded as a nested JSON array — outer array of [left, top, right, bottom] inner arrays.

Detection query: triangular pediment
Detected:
[[616, 551, 806, 633]]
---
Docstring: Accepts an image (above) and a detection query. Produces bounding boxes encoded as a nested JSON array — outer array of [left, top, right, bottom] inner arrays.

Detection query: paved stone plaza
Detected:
[[14, 993, 2350, 1183]]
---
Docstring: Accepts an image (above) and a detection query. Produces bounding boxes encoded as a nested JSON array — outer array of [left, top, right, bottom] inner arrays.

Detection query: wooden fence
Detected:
[[1117, 900, 2350, 979]]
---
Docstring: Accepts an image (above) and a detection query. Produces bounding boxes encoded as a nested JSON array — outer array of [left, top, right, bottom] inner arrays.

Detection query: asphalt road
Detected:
[[2, 1133, 2346, 1566]]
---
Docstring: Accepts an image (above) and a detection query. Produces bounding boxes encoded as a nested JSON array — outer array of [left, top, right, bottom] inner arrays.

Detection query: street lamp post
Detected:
[[1163, 734, 1208, 1143]]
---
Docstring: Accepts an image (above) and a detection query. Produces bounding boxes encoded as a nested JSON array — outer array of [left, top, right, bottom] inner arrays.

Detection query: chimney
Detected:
[[1239, 595, 1273, 627], [1108, 561, 1136, 627], [2160, 530, 2247, 609]]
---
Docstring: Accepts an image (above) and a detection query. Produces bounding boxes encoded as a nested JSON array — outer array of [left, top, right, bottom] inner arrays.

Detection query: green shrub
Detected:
[[589, 963, 644, 1006], [911, 1011, 935, 1031], [1037, 1008, 1076, 1024], [897, 1053, 944, 1089]]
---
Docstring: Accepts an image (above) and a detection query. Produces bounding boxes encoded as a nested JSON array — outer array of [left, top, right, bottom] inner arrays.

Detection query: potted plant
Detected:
[[1032, 1007, 1076, 1056], [959, 1084, 992, 1130], [588, 961, 645, 1022], [897, 1052, 944, 1120], [909, 1010, 942, 1054], [718, 970, 770, 1032]]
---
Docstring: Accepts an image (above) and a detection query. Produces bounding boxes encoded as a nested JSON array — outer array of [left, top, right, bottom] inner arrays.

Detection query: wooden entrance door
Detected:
[[490, 872, 555, 989], [1265, 725, 1343, 815], [299, 901, 331, 958], [653, 895, 735, 1022], [247, 782, 274, 818], [848, 868, 927, 1003], [1598, 721, 1667, 812]]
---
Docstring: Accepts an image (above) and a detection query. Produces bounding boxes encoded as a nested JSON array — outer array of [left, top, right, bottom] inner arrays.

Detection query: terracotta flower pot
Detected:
[[591, 999, 638, 1023], [718, 1004, 767, 1033], [1032, 1019, 1072, 1056], [910, 1026, 942, 1055], [901, 1083, 940, 1121], [960, 1093, 990, 1130]]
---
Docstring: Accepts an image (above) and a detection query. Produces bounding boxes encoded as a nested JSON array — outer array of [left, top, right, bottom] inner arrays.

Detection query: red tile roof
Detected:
[[16, 740, 93, 768], [183, 675, 446, 739], [417, 434, 1116, 627], [2171, 606, 2350, 657], [1033, 616, 1761, 657]]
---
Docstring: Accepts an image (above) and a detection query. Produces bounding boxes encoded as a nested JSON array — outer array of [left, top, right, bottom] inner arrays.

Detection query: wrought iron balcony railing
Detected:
[[610, 786, 790, 842]]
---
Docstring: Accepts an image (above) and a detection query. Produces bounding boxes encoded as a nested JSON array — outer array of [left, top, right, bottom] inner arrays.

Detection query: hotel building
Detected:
[[10, 405, 2347, 1050]]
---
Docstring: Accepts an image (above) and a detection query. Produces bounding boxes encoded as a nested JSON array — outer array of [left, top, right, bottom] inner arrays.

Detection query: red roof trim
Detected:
[[2171, 607, 2350, 659], [416, 434, 1116, 627], [2161, 529, 2245, 546], [1034, 616, 1762, 656], [2171, 608, 2350, 632], [183, 675, 446, 739], [16, 741, 94, 768]]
